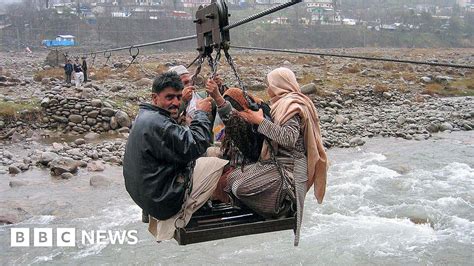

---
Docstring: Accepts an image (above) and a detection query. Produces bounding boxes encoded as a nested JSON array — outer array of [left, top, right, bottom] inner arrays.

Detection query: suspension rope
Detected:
[[103, 51, 112, 67], [73, 0, 302, 58], [186, 54, 201, 69], [230, 45, 474, 69], [90, 53, 96, 67], [222, 0, 301, 32], [122, 46, 140, 71]]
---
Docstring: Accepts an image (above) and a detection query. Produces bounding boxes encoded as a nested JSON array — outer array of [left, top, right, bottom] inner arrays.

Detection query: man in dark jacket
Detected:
[[81, 57, 88, 83], [64, 59, 73, 85], [123, 71, 214, 225]]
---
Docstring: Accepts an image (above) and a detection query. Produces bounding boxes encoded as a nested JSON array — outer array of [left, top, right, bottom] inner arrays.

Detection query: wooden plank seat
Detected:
[[174, 202, 296, 245]]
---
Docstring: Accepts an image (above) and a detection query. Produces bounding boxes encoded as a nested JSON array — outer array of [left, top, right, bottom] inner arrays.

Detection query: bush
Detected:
[[0, 102, 41, 122], [33, 68, 64, 82], [374, 84, 389, 93]]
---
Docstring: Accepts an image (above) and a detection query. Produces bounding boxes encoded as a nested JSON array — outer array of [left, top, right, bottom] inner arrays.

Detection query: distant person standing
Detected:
[[73, 58, 84, 88], [82, 57, 88, 83], [64, 59, 73, 85]]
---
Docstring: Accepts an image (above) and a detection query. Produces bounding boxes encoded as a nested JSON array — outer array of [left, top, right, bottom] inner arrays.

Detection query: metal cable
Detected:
[[222, 0, 301, 31], [186, 54, 201, 69], [231, 45, 474, 69], [73, 0, 302, 57]]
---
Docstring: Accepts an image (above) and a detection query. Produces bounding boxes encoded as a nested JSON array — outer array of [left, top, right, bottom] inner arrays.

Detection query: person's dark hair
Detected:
[[152, 71, 183, 93]]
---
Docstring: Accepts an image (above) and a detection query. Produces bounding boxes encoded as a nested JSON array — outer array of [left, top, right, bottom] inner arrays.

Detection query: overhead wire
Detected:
[[230, 45, 474, 69], [73, 0, 303, 57], [66, 0, 472, 70]]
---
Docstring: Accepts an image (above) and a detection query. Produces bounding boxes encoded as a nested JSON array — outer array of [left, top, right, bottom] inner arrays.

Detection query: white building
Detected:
[[456, 0, 469, 7], [306, 0, 341, 24], [180, 0, 211, 8]]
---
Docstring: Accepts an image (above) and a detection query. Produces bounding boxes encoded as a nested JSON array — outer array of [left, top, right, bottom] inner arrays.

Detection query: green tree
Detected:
[[419, 11, 434, 31], [449, 16, 463, 34]]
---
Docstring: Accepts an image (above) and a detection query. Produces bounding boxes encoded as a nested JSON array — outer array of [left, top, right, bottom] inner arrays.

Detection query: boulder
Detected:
[[61, 172, 74, 179], [110, 116, 118, 130], [38, 152, 59, 165], [52, 115, 69, 123], [115, 110, 131, 128], [334, 115, 347, 124], [8, 166, 21, 174], [77, 160, 88, 168], [68, 114, 83, 124], [67, 148, 83, 157], [74, 138, 86, 145], [426, 123, 440, 133], [135, 78, 153, 87], [84, 132, 99, 141], [41, 97, 50, 107], [300, 83, 317, 95], [52, 142, 64, 151], [111, 85, 124, 92], [11, 132, 24, 143], [397, 116, 406, 125], [100, 107, 115, 117], [434, 75, 453, 83], [420, 76, 432, 83], [87, 110, 99, 118], [349, 137, 365, 146], [86, 118, 97, 126], [50, 157, 78, 176], [91, 99, 102, 107], [90, 175, 112, 187], [439, 122, 453, 131], [117, 127, 130, 134], [87, 161, 105, 172]]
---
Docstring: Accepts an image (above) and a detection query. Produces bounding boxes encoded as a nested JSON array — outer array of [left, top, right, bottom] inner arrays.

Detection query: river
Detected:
[[1, 131, 473, 265]]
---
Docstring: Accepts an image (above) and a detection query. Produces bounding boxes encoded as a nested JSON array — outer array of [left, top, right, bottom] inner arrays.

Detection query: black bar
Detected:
[[174, 217, 295, 245]]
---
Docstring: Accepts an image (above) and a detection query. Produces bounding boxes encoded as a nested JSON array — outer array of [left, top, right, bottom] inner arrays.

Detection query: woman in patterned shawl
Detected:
[[206, 67, 328, 245]]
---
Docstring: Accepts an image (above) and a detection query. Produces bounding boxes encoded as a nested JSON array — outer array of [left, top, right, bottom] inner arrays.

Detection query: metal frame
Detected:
[[174, 203, 296, 245], [194, 0, 230, 57]]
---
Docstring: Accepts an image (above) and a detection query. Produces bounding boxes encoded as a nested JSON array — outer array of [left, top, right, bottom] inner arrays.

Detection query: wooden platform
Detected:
[[174, 203, 296, 245]]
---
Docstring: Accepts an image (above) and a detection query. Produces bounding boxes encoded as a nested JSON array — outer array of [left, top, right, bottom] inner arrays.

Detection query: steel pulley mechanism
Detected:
[[194, 0, 230, 58], [191, 0, 251, 107]]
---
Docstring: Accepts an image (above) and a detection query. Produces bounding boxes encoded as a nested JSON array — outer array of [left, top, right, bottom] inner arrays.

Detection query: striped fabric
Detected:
[[218, 102, 309, 245], [225, 115, 307, 219]]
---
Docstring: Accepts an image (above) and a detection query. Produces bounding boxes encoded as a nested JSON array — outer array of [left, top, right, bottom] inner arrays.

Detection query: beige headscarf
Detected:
[[261, 67, 328, 203]]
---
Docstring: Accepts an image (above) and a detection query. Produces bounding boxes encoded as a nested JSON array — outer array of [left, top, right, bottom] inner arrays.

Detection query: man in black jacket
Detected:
[[123, 71, 227, 240], [64, 59, 73, 85], [81, 57, 88, 83]]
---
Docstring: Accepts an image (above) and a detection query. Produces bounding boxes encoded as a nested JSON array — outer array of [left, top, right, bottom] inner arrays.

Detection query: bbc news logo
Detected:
[[11, 228, 138, 247]]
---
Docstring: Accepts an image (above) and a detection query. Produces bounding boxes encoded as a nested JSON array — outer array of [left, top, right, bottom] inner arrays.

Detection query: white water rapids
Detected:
[[1, 131, 473, 264]]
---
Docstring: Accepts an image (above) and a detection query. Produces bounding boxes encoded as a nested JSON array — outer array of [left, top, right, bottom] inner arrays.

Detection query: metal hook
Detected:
[[129, 46, 139, 59], [104, 51, 112, 59], [123, 46, 140, 71], [91, 53, 96, 66], [104, 51, 112, 66]]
